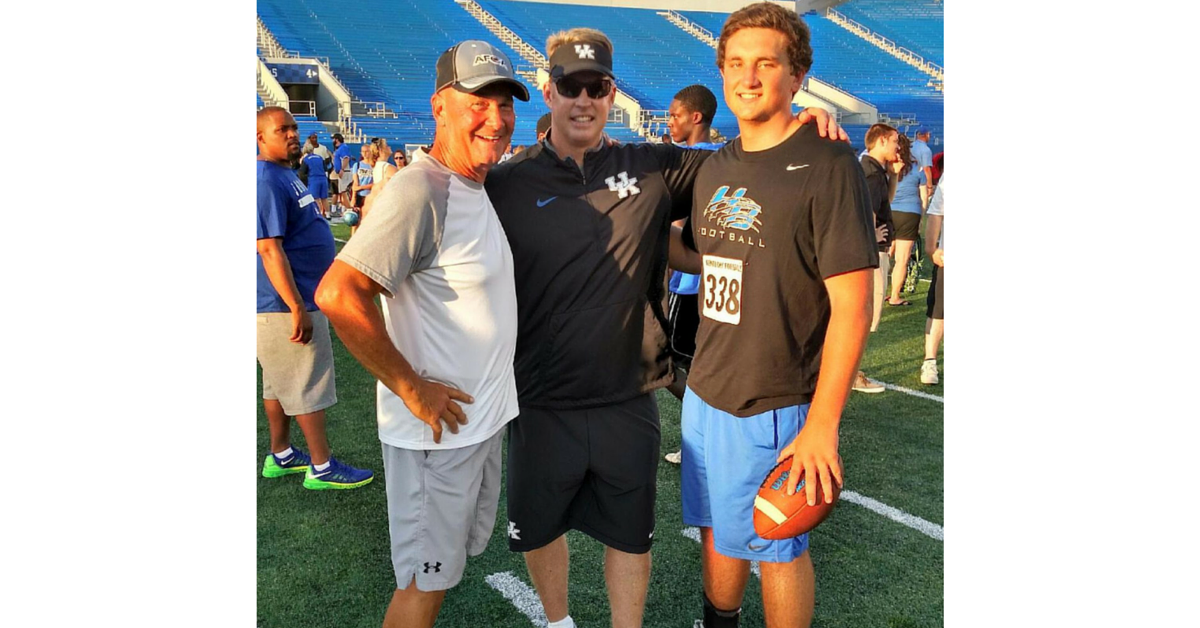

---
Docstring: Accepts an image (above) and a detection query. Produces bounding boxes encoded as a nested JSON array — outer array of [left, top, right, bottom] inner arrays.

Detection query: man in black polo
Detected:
[[485, 26, 844, 628]]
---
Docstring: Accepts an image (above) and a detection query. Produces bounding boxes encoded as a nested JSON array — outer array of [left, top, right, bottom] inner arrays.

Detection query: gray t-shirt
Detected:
[[337, 155, 519, 450]]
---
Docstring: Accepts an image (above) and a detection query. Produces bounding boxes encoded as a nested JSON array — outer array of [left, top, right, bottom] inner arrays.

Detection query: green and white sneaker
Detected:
[[262, 448, 312, 478]]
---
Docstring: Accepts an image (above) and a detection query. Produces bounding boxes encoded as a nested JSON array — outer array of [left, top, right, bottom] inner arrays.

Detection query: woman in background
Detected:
[[887, 134, 929, 306]]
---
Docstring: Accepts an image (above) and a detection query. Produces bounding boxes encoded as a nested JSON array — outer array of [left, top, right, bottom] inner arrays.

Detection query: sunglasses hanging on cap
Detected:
[[553, 76, 614, 99]]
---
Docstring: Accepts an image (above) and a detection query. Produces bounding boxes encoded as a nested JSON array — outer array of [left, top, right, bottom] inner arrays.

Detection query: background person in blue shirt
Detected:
[[299, 144, 331, 219], [886, 134, 929, 306], [913, 126, 934, 198], [256, 106, 373, 490], [662, 83, 724, 466], [332, 133, 354, 216]]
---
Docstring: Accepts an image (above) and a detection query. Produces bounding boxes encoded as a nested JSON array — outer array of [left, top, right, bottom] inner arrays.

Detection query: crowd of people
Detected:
[[256, 5, 943, 627]]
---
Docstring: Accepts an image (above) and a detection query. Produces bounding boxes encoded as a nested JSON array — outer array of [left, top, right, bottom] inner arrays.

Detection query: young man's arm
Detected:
[[777, 267, 873, 505], [256, 237, 312, 344], [668, 223, 700, 274], [796, 107, 849, 143], [315, 261, 472, 444]]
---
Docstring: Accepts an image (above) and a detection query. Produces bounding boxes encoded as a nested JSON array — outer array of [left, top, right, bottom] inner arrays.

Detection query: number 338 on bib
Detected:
[[702, 255, 744, 325]]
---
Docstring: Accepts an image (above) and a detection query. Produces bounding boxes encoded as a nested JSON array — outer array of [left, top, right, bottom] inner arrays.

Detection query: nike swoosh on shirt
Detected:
[[786, 164, 810, 171], [536, 196, 558, 207]]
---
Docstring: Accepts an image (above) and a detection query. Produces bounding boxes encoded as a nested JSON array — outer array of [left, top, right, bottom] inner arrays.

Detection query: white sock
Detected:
[[547, 616, 576, 628], [273, 446, 294, 460], [313, 460, 331, 472]]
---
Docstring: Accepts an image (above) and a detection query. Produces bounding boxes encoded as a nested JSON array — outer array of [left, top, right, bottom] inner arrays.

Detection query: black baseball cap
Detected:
[[435, 40, 530, 101], [548, 41, 614, 80]]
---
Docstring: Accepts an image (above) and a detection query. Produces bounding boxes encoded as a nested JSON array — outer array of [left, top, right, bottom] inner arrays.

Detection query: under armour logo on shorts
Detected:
[[575, 44, 595, 59], [423, 562, 442, 573]]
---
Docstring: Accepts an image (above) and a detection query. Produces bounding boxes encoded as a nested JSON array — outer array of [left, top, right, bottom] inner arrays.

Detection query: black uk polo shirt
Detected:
[[485, 139, 710, 409]]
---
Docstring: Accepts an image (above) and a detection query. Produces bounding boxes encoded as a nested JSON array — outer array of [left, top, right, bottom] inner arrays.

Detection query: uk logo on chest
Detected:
[[605, 171, 640, 199]]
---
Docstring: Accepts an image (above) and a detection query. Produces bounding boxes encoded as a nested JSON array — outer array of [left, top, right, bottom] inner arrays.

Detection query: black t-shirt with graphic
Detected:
[[682, 124, 878, 417]]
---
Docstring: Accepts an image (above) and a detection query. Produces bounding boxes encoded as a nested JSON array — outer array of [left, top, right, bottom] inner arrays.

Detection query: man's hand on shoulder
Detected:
[[777, 418, 843, 507], [796, 107, 849, 143], [400, 378, 474, 444]]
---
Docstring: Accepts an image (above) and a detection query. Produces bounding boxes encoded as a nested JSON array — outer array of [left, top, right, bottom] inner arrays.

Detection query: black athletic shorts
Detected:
[[329, 178, 340, 195], [667, 291, 698, 368], [927, 265, 943, 320], [505, 393, 660, 554], [354, 193, 366, 209], [893, 211, 921, 241]]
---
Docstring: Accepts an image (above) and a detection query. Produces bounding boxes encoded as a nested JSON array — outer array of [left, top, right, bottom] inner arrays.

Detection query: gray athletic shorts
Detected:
[[256, 311, 337, 415], [383, 429, 504, 592]]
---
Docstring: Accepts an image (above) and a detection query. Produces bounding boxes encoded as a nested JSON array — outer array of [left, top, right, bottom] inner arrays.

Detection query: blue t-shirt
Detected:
[[333, 144, 353, 175], [256, 161, 336, 313], [352, 160, 374, 197], [891, 165, 928, 215], [669, 141, 725, 295], [300, 153, 327, 186], [913, 140, 933, 170]]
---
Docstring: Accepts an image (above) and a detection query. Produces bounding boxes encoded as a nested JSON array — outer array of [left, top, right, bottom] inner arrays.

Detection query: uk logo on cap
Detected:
[[574, 44, 594, 59]]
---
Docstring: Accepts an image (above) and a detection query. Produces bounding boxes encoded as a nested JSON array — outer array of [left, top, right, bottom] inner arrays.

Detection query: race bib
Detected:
[[701, 255, 744, 325]]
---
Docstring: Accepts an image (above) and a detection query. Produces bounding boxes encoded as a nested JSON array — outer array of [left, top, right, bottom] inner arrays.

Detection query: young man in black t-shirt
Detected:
[[679, 4, 877, 627]]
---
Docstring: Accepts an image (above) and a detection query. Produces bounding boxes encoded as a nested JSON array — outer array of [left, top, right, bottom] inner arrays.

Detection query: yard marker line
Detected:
[[485, 571, 548, 627], [841, 491, 944, 541], [684, 489, 944, 546], [867, 378, 943, 403], [334, 237, 347, 244], [681, 527, 760, 578]]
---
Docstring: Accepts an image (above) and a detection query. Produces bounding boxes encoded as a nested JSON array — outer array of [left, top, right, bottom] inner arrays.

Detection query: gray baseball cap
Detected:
[[435, 40, 530, 101]]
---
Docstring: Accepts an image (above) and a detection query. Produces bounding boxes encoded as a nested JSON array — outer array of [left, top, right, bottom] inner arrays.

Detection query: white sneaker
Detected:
[[920, 360, 939, 385], [851, 371, 884, 393], [665, 450, 682, 465]]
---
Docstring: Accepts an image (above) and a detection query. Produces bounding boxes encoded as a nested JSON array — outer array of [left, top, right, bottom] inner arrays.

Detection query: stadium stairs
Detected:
[[656, 9, 878, 132], [833, 0, 943, 72], [458, 0, 645, 142], [825, 5, 943, 87], [681, 9, 942, 149]]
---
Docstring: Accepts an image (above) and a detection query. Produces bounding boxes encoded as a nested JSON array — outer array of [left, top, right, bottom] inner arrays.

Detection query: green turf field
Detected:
[[258, 223, 943, 627]]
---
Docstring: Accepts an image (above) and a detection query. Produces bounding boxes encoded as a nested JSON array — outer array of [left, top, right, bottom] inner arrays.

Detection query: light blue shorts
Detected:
[[681, 387, 810, 562]]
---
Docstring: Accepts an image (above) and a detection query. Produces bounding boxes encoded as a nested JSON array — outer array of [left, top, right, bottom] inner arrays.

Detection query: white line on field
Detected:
[[840, 491, 944, 540], [866, 378, 943, 403], [485, 571, 548, 627], [334, 237, 347, 244], [681, 527, 760, 578], [682, 488, 943, 548]]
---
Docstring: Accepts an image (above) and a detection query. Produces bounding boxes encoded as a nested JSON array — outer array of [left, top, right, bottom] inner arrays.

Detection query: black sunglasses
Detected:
[[554, 76, 614, 99]]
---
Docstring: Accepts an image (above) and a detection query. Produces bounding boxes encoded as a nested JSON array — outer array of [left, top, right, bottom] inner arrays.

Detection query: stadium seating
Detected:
[[477, 0, 742, 138], [258, 0, 551, 146], [833, 0, 944, 67], [682, 10, 943, 149], [257, 1, 942, 150]]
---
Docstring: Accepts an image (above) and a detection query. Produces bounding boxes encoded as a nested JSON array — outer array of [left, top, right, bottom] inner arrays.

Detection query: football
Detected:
[[753, 456, 841, 540], [343, 209, 360, 226]]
